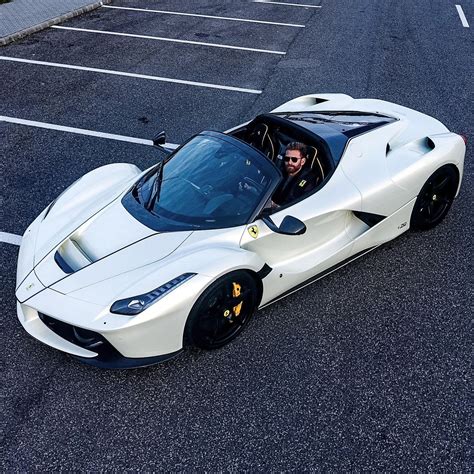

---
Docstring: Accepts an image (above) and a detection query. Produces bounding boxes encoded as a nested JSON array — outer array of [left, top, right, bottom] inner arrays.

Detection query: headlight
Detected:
[[110, 273, 196, 316]]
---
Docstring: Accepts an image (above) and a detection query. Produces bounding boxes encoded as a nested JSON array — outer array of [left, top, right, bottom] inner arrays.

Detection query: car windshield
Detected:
[[135, 133, 280, 229]]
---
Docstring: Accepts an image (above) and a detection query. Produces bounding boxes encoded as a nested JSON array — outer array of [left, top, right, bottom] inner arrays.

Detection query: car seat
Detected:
[[248, 123, 275, 161], [306, 145, 325, 185]]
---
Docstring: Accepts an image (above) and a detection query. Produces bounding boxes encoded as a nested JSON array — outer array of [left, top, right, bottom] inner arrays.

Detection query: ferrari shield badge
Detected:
[[248, 225, 259, 239]]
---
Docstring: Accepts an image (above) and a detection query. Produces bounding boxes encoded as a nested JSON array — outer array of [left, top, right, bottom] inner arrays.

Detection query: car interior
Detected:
[[228, 114, 334, 196]]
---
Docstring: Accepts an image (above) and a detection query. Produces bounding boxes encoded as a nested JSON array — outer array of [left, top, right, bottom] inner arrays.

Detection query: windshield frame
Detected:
[[122, 131, 282, 232]]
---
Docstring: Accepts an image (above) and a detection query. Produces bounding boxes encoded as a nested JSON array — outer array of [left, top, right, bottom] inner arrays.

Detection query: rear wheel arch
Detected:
[[442, 163, 460, 182], [410, 164, 460, 231]]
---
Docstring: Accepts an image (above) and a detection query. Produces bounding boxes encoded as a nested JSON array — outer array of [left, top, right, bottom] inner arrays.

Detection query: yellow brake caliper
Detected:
[[223, 282, 243, 322], [232, 282, 243, 318]]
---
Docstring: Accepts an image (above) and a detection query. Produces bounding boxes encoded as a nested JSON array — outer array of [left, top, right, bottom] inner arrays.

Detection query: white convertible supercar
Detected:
[[16, 94, 466, 368]]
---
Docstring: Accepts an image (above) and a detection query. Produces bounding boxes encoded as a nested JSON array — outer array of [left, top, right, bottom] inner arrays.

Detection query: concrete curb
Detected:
[[0, 0, 111, 46]]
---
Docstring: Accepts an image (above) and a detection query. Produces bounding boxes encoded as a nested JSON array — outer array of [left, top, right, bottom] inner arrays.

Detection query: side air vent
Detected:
[[353, 211, 386, 227], [386, 143, 391, 154], [312, 97, 329, 105], [426, 137, 435, 150]]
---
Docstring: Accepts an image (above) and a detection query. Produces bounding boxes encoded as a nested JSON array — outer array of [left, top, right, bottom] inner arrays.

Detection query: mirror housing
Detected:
[[153, 131, 167, 146], [262, 215, 306, 236]]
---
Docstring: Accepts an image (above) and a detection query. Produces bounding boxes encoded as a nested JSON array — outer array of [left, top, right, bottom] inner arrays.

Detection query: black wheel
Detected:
[[184, 271, 258, 350], [410, 166, 459, 231]]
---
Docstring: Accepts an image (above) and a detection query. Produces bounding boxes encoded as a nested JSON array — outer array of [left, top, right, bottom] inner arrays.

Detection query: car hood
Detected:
[[34, 163, 144, 264], [34, 198, 193, 292]]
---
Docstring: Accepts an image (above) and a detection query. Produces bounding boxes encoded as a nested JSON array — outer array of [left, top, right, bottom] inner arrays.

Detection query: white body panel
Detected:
[[15, 95, 466, 365], [34, 164, 141, 264]]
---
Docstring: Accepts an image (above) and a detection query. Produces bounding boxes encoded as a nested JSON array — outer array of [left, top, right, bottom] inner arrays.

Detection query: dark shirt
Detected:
[[273, 167, 317, 206]]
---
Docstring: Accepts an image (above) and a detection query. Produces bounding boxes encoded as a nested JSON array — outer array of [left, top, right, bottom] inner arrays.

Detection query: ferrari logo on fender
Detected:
[[248, 225, 259, 239], [25, 283, 34, 291]]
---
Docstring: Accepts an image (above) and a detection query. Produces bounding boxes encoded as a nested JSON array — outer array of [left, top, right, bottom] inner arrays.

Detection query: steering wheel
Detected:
[[241, 177, 265, 195]]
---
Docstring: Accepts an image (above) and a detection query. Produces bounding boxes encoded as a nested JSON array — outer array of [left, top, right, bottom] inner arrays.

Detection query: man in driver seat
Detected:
[[272, 142, 317, 206]]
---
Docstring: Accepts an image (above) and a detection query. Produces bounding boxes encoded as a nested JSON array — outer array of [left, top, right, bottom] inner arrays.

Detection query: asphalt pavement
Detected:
[[1, 0, 472, 470], [0, 0, 110, 45]]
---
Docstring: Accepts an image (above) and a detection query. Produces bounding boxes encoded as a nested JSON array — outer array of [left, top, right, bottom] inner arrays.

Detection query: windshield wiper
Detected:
[[145, 159, 165, 211]]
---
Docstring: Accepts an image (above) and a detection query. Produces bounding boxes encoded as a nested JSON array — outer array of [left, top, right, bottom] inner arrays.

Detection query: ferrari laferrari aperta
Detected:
[[16, 94, 466, 368]]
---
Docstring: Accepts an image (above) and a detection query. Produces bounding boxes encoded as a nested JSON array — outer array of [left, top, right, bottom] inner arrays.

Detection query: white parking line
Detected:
[[0, 115, 179, 149], [253, 0, 321, 8], [51, 26, 286, 55], [0, 232, 22, 246], [455, 5, 470, 27], [0, 116, 179, 248], [102, 5, 305, 28], [0, 56, 262, 94]]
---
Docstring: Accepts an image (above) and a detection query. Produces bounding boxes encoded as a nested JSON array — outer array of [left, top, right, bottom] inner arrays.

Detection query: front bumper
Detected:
[[17, 302, 182, 368], [16, 269, 212, 366], [15, 210, 213, 368], [39, 312, 182, 368]]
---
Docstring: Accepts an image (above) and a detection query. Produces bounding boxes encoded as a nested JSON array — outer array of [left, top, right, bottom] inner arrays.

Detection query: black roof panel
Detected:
[[275, 111, 396, 138]]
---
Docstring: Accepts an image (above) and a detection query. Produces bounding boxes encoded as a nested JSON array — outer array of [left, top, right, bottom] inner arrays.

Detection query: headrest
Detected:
[[249, 123, 268, 149], [305, 145, 324, 179], [306, 146, 318, 169]]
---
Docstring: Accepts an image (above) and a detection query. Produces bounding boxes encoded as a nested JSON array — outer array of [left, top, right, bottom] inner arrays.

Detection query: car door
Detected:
[[240, 167, 366, 304]]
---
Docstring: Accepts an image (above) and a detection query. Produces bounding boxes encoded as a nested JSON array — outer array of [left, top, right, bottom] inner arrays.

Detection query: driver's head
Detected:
[[284, 142, 307, 176]]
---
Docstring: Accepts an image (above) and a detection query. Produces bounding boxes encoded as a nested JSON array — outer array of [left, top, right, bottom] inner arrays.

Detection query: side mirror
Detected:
[[262, 215, 306, 236], [152, 131, 167, 146]]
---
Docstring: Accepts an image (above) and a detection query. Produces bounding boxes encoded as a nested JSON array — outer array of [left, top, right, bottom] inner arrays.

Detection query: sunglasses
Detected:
[[284, 156, 301, 163]]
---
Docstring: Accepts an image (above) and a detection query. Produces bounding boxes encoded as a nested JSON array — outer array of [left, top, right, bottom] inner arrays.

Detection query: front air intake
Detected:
[[38, 313, 105, 351]]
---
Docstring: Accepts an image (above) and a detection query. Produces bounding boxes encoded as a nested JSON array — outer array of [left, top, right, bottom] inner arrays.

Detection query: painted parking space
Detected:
[[0, 34, 278, 92], [0, 56, 263, 93], [45, 3, 307, 57], [0, 0, 320, 149], [111, 0, 317, 24], [50, 25, 287, 54], [102, 5, 306, 28], [0, 0, 321, 240], [0, 0, 321, 173], [0, 59, 259, 140]]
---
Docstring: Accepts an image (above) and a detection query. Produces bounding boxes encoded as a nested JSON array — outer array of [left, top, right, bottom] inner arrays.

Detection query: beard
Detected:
[[286, 164, 300, 174]]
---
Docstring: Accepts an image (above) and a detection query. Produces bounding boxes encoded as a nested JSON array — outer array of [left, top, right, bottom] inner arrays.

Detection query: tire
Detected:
[[410, 165, 459, 231], [184, 271, 258, 350]]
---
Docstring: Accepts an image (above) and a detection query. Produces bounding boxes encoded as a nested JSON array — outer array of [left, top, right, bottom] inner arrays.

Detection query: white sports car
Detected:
[[16, 94, 466, 368]]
